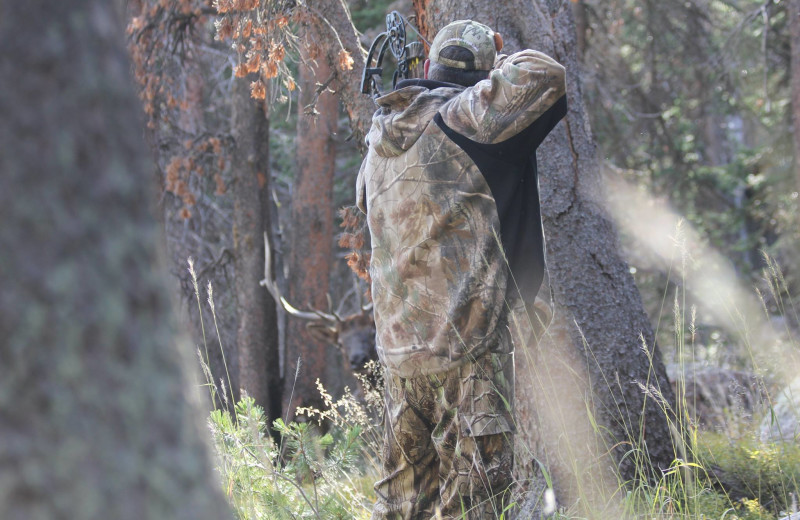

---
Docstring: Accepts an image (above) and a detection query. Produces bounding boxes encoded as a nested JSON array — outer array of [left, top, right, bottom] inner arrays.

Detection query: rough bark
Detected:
[[126, 0, 245, 411], [284, 38, 340, 416], [312, 0, 377, 149], [277, 0, 374, 418], [571, 0, 588, 62], [413, 0, 676, 509], [0, 1, 232, 518], [231, 79, 282, 421], [790, 0, 800, 193]]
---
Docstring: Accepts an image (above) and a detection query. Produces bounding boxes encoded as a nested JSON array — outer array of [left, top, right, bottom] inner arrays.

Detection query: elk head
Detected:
[[281, 299, 377, 373], [261, 233, 377, 373]]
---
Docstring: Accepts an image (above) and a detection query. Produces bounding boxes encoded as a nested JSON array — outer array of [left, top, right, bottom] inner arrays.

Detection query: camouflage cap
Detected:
[[429, 20, 499, 71]]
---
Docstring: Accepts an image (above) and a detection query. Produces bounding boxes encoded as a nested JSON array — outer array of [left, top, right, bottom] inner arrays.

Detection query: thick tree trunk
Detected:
[[413, 0, 676, 510], [790, 0, 800, 193], [0, 1, 232, 518], [571, 0, 588, 62], [278, 1, 373, 418], [231, 79, 282, 421], [284, 40, 340, 416], [126, 0, 246, 411], [312, 0, 376, 149]]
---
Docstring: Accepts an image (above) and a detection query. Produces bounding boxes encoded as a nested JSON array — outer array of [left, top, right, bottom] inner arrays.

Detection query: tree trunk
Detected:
[[0, 1, 232, 518], [277, 1, 375, 418], [126, 0, 246, 411], [231, 79, 282, 421], [312, 0, 377, 149], [413, 0, 676, 510], [284, 38, 340, 416], [790, 0, 800, 193], [571, 0, 588, 62]]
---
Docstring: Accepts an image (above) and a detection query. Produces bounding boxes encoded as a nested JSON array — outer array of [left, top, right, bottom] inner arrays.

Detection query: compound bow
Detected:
[[360, 11, 427, 100]]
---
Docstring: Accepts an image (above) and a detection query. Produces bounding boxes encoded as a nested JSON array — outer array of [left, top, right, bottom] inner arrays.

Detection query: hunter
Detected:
[[356, 19, 567, 519]]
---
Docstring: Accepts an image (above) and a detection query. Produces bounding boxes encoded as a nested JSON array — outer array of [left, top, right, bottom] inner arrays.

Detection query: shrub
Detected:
[[698, 433, 800, 518], [209, 396, 376, 519]]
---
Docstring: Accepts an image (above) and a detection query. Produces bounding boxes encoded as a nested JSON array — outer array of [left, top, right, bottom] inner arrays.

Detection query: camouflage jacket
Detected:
[[356, 50, 567, 378]]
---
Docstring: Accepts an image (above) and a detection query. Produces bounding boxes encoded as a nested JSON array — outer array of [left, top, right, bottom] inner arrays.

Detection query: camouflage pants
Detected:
[[371, 351, 515, 520]]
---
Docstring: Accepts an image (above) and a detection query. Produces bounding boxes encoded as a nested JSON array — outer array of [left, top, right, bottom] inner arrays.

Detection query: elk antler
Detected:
[[260, 231, 338, 323]]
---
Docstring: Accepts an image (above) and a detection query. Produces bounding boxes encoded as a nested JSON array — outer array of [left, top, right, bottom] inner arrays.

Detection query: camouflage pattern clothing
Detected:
[[356, 47, 566, 519], [373, 347, 515, 520], [428, 20, 498, 71], [356, 49, 566, 378]]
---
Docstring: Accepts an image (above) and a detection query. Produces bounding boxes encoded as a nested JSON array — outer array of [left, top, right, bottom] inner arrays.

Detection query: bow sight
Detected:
[[360, 11, 427, 100]]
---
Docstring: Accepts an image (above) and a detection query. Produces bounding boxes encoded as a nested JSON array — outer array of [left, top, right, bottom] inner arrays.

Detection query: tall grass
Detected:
[[190, 245, 800, 519], [189, 258, 381, 519], [504, 226, 800, 519], [550, 247, 799, 520]]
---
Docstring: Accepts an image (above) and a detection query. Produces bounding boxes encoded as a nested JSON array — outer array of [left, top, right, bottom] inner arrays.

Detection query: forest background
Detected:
[[127, 0, 800, 423], [3, 0, 800, 518]]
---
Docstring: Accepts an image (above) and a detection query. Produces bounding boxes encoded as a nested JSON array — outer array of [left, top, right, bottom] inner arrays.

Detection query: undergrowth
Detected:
[[190, 257, 382, 519], [209, 396, 375, 519], [189, 244, 800, 519]]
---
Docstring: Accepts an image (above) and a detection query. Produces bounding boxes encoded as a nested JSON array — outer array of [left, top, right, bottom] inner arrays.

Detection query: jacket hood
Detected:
[[369, 81, 463, 158]]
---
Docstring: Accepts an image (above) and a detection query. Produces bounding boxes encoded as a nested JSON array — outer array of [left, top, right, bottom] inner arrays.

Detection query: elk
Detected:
[[260, 233, 377, 374]]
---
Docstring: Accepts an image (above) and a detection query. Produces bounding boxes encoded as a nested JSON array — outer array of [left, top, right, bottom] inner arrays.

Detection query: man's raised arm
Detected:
[[439, 49, 566, 144]]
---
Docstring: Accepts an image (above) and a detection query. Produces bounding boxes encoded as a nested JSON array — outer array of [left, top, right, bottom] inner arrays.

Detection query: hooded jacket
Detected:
[[356, 50, 567, 378]]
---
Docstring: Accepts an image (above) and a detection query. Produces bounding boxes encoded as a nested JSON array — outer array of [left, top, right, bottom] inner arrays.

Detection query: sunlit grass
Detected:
[[192, 261, 381, 519], [192, 242, 800, 518]]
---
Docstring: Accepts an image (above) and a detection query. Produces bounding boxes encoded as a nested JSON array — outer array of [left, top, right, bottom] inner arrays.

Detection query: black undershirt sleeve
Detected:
[[434, 95, 567, 303]]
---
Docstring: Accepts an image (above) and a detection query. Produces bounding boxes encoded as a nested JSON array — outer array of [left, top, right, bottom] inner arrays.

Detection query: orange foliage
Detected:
[[245, 52, 261, 74], [214, 0, 233, 13], [216, 17, 234, 40], [262, 60, 278, 79], [345, 251, 371, 282], [128, 0, 364, 222], [339, 206, 371, 283], [306, 43, 321, 61], [130, 0, 233, 223], [241, 19, 253, 38], [268, 41, 285, 62], [337, 49, 354, 71], [234, 63, 248, 77], [250, 79, 266, 99], [212, 2, 350, 100]]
